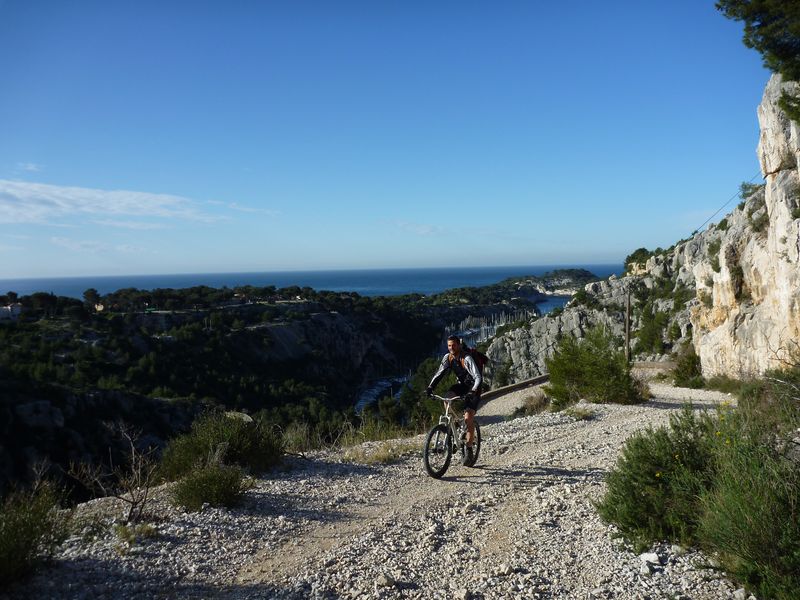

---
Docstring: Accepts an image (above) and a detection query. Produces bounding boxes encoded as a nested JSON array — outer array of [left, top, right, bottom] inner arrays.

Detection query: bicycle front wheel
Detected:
[[423, 423, 452, 479]]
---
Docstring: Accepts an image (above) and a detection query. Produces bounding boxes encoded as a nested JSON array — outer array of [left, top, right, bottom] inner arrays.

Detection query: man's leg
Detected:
[[464, 408, 476, 446]]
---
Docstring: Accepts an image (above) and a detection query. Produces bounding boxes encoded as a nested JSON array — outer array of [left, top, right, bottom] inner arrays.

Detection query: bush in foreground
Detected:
[[544, 325, 646, 409], [596, 406, 716, 549], [159, 412, 284, 481], [0, 483, 68, 586], [599, 371, 800, 598], [699, 434, 800, 599], [171, 463, 248, 512]]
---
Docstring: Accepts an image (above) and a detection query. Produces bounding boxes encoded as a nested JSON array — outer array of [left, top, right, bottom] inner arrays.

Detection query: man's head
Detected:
[[447, 335, 461, 356]]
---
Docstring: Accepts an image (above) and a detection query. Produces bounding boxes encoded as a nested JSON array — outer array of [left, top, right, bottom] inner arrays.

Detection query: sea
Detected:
[[0, 264, 623, 300]]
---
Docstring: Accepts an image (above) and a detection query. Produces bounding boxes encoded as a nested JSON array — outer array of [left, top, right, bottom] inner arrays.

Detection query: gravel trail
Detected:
[[4, 384, 744, 600]]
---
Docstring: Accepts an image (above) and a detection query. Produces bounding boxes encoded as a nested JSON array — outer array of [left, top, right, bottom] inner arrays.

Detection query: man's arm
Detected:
[[427, 355, 450, 393], [463, 355, 482, 393]]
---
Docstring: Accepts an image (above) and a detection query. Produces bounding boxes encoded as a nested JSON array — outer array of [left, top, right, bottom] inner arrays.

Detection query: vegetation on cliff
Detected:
[[718, 0, 800, 122]]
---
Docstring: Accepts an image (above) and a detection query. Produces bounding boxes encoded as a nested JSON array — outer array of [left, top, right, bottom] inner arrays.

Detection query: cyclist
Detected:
[[426, 335, 482, 464]]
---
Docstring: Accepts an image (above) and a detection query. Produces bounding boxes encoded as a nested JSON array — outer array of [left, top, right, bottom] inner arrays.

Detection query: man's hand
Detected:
[[425, 386, 433, 397]]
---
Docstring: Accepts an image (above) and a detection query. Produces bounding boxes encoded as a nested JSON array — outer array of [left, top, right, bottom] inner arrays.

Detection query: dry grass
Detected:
[[511, 389, 550, 418], [564, 405, 597, 420], [342, 439, 419, 465]]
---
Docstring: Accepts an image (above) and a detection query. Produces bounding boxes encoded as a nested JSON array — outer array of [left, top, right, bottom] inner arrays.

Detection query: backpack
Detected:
[[448, 345, 490, 376]]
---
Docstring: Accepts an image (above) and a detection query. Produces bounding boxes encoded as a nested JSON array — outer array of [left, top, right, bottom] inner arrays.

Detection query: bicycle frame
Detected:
[[432, 394, 465, 445]]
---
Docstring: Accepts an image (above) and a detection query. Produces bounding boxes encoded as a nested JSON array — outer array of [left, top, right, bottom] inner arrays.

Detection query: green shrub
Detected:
[[708, 239, 722, 273], [739, 182, 765, 200], [571, 289, 600, 309], [717, 217, 729, 231], [0, 483, 68, 586], [634, 304, 669, 354], [171, 463, 248, 511], [699, 290, 713, 309], [624, 248, 653, 273], [598, 370, 800, 598], [596, 406, 717, 550], [751, 211, 769, 233], [699, 435, 800, 600], [492, 359, 512, 389], [729, 264, 748, 302], [672, 343, 703, 388], [704, 375, 744, 395], [544, 326, 644, 409], [159, 412, 284, 481]]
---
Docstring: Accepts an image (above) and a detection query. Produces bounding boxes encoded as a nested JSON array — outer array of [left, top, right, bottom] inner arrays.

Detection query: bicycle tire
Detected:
[[423, 423, 452, 479]]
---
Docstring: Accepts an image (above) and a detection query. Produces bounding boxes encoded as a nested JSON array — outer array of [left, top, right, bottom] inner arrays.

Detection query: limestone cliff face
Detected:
[[691, 74, 800, 376], [486, 306, 626, 381], [487, 74, 800, 382]]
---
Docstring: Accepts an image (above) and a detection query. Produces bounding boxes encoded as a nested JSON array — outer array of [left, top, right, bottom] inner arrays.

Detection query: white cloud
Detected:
[[228, 202, 280, 215], [91, 219, 169, 230], [207, 199, 279, 215], [16, 162, 43, 172], [0, 179, 223, 225]]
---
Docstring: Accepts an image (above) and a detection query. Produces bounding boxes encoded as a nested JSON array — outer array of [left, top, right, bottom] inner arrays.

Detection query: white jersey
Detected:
[[428, 351, 482, 393]]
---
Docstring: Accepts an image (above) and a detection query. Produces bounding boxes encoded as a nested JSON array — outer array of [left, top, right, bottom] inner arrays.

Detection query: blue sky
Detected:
[[0, 1, 770, 278]]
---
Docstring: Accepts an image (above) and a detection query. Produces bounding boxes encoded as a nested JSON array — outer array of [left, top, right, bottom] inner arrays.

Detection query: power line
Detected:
[[692, 171, 762, 235]]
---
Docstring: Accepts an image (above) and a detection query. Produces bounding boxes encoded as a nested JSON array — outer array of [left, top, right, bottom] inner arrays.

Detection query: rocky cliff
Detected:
[[486, 74, 800, 382], [692, 74, 800, 376]]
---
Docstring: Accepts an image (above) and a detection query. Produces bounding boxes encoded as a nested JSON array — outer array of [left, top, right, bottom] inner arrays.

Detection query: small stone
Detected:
[[455, 589, 471, 600], [497, 563, 513, 576], [732, 589, 747, 600], [639, 562, 652, 576], [376, 573, 395, 588], [670, 544, 686, 557], [639, 552, 661, 565]]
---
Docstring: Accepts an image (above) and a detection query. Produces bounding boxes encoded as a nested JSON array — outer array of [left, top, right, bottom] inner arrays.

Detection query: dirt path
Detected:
[[236, 384, 738, 599]]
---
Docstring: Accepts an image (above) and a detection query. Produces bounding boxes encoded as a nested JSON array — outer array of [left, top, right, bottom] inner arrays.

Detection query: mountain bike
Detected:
[[423, 394, 482, 479]]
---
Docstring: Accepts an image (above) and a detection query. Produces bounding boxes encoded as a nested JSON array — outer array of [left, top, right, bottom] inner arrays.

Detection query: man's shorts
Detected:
[[447, 383, 480, 412]]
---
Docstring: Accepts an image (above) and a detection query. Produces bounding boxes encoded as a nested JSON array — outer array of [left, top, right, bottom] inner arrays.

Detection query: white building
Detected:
[[0, 303, 23, 321]]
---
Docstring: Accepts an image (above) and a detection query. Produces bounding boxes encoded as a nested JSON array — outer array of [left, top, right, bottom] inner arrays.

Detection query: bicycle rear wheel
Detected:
[[423, 424, 452, 479]]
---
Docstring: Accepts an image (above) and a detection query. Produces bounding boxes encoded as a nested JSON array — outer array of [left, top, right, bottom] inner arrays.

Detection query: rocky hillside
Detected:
[[486, 74, 800, 383]]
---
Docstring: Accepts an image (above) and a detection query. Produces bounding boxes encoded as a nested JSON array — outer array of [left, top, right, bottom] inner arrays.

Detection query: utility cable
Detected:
[[692, 171, 762, 235]]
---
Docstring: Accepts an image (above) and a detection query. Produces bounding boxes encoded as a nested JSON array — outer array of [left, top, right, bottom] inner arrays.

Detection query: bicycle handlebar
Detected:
[[430, 393, 463, 402]]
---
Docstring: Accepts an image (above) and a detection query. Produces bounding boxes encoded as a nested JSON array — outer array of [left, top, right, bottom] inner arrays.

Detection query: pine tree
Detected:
[[717, 1, 800, 122]]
